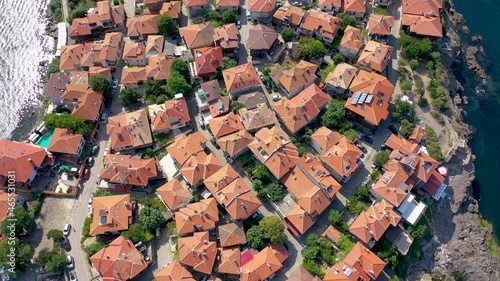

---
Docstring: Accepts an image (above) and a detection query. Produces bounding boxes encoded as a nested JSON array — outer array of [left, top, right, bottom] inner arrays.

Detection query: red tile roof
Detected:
[[321, 136, 363, 179], [216, 178, 262, 220], [123, 42, 146, 61], [218, 222, 247, 247], [300, 11, 342, 40], [148, 97, 190, 134], [273, 6, 305, 26], [146, 53, 175, 81], [216, 130, 254, 157], [127, 15, 159, 38], [218, 247, 241, 274], [185, 0, 209, 7], [175, 198, 219, 235], [90, 195, 132, 236], [310, 127, 342, 153], [340, 26, 363, 52], [402, 0, 442, 16], [323, 225, 342, 244], [178, 232, 218, 274], [166, 132, 207, 166], [343, 242, 386, 280], [107, 109, 153, 151], [357, 41, 393, 73], [60, 44, 84, 71], [285, 205, 315, 236], [287, 265, 322, 281], [216, 0, 239, 7], [279, 60, 318, 95], [179, 22, 215, 49], [222, 63, 261, 94], [154, 260, 195, 281], [180, 153, 223, 186], [194, 47, 224, 76], [99, 154, 158, 186], [401, 14, 443, 37], [69, 18, 92, 38], [248, 0, 277, 13], [160, 1, 182, 19], [213, 23, 240, 51], [240, 245, 289, 281], [367, 14, 394, 36], [145, 35, 164, 56], [239, 103, 277, 132], [372, 160, 414, 207], [208, 112, 245, 138], [156, 178, 191, 211], [325, 63, 357, 90], [343, 0, 366, 14], [47, 128, 83, 155], [248, 24, 279, 51], [0, 140, 48, 183]]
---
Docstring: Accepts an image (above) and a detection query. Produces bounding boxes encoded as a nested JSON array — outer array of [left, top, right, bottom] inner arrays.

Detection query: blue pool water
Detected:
[[37, 129, 54, 148]]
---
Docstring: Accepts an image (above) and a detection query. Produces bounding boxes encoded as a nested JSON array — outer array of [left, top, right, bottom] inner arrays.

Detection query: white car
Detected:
[[88, 196, 93, 208], [103, 148, 109, 157], [272, 94, 281, 101], [63, 223, 71, 236], [67, 256, 74, 270], [69, 271, 78, 281]]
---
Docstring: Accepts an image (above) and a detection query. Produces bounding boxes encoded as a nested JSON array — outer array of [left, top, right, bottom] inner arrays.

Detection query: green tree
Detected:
[[399, 119, 415, 138], [333, 53, 345, 65], [281, 28, 293, 43], [338, 233, 354, 252], [68, 6, 87, 23], [344, 129, 358, 142], [252, 165, 272, 182], [89, 75, 113, 102], [119, 86, 141, 106], [253, 179, 265, 196], [0, 238, 31, 272], [46, 229, 64, 241], [246, 225, 265, 248], [398, 35, 433, 60], [46, 252, 66, 273], [266, 183, 284, 202], [170, 58, 190, 80], [321, 99, 348, 131], [44, 113, 94, 136], [259, 216, 285, 244], [221, 57, 237, 71], [157, 14, 177, 36], [400, 80, 412, 92], [139, 206, 165, 229], [203, 10, 222, 22], [46, 57, 60, 78], [122, 223, 147, 243], [232, 101, 245, 114], [373, 151, 389, 168], [84, 241, 107, 257], [145, 79, 168, 104], [336, 13, 358, 32], [408, 59, 419, 70], [94, 189, 111, 197], [2, 206, 34, 237], [222, 9, 238, 24], [328, 210, 343, 226], [298, 38, 326, 59], [166, 71, 192, 96]]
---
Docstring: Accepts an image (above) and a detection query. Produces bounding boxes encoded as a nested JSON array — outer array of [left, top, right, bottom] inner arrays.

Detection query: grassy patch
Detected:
[[488, 236, 500, 257], [320, 64, 335, 82], [373, 7, 388, 15], [282, 57, 296, 70], [81, 216, 92, 244], [480, 218, 489, 229]]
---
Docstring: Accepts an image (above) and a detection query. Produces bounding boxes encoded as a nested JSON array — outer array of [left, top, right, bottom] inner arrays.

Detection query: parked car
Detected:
[[210, 138, 220, 149], [83, 169, 90, 180], [66, 256, 74, 269], [272, 94, 281, 101], [87, 157, 94, 167], [199, 117, 206, 128], [88, 196, 93, 208], [112, 79, 118, 88], [237, 20, 241, 29], [246, 11, 251, 21], [388, 125, 398, 135], [95, 177, 101, 185], [361, 135, 374, 144], [356, 143, 367, 153], [103, 148, 109, 157], [100, 112, 109, 124], [68, 271, 78, 281], [226, 155, 235, 164], [92, 145, 99, 155], [63, 223, 71, 236]]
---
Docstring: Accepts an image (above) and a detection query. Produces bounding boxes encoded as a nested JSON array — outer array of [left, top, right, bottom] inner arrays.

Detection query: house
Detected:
[[340, 26, 363, 61], [179, 22, 215, 50], [278, 60, 318, 98], [222, 63, 261, 96], [156, 179, 191, 212], [45, 72, 70, 105], [402, 0, 442, 16], [204, 164, 238, 194], [166, 132, 207, 167], [90, 236, 148, 280], [357, 40, 393, 73], [107, 109, 153, 152], [89, 194, 132, 236], [273, 6, 306, 32], [160, 1, 182, 21], [299, 11, 342, 44], [319, 0, 341, 13], [89, 66, 111, 81], [148, 96, 190, 134], [60, 84, 103, 121], [320, 131, 363, 183], [248, 24, 280, 59], [100, 32, 124, 69], [191, 47, 224, 79], [324, 63, 357, 97], [208, 112, 244, 138], [154, 260, 195, 281], [47, 128, 85, 157], [367, 14, 394, 38], [345, 70, 394, 129], [200, 80, 222, 105], [178, 232, 218, 274], [175, 198, 219, 234], [349, 200, 401, 248], [342, 0, 366, 18], [240, 245, 289, 281], [284, 205, 315, 236], [0, 140, 50, 186], [99, 154, 158, 188], [126, 15, 159, 41], [238, 91, 267, 109], [273, 84, 330, 134], [322, 225, 342, 245], [324, 242, 386, 281], [144, 0, 164, 11], [180, 153, 223, 187], [208, 96, 232, 118], [248, 126, 300, 180], [310, 126, 342, 155], [213, 23, 240, 55], [145, 53, 175, 81], [68, 18, 92, 41], [59, 44, 84, 72], [120, 67, 147, 86], [145, 35, 164, 60], [216, 0, 239, 11], [408, 126, 424, 143], [401, 14, 443, 37], [69, 2, 125, 41], [218, 222, 247, 247], [122, 42, 147, 66], [217, 130, 254, 158], [287, 265, 322, 281], [248, 0, 277, 23], [218, 247, 241, 275], [239, 103, 277, 133], [185, 0, 209, 17]]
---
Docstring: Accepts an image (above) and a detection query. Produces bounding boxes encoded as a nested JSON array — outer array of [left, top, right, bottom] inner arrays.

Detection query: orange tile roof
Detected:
[[343, 242, 386, 280], [80, 42, 102, 67], [127, 15, 159, 38], [248, 24, 279, 51], [204, 163, 239, 194], [166, 132, 207, 166], [218, 247, 241, 274], [239, 103, 276, 132], [60, 44, 84, 71], [248, 126, 300, 179], [384, 134, 420, 155], [69, 18, 92, 38], [148, 97, 190, 133], [154, 260, 195, 281], [185, 0, 208, 7], [121, 67, 147, 84], [324, 261, 361, 281], [208, 96, 231, 118], [90, 194, 132, 236], [97, 1, 111, 22], [389, 147, 439, 184], [340, 26, 363, 52], [216, 130, 254, 157], [60, 83, 89, 100], [325, 63, 357, 90], [279, 60, 318, 95], [0, 140, 48, 183], [90, 236, 147, 280], [160, 1, 182, 19], [216, 0, 239, 7], [368, 14, 394, 36], [319, 0, 342, 9], [218, 222, 247, 247], [273, 83, 329, 134], [273, 5, 305, 26], [145, 35, 164, 56], [194, 47, 224, 76], [300, 11, 342, 40], [110, 5, 126, 26], [401, 14, 443, 37], [146, 53, 174, 81], [296, 154, 341, 198], [156, 179, 191, 211], [89, 66, 111, 80], [323, 225, 342, 244], [321, 136, 363, 179], [47, 128, 83, 155], [179, 22, 215, 49], [107, 109, 153, 151], [285, 205, 315, 235], [72, 87, 103, 121], [298, 185, 331, 215], [408, 126, 424, 143], [402, 0, 442, 16], [213, 23, 240, 50], [123, 42, 146, 61], [357, 40, 393, 72], [248, 0, 277, 13], [99, 32, 124, 63], [178, 232, 218, 274], [372, 160, 414, 207], [99, 154, 157, 186], [345, 70, 394, 126], [240, 245, 289, 281], [343, 0, 366, 13], [0, 191, 16, 223], [216, 178, 262, 220], [181, 153, 223, 186], [348, 200, 401, 244], [222, 63, 261, 94], [208, 112, 245, 138], [287, 265, 322, 281], [310, 126, 342, 153], [175, 198, 219, 235]]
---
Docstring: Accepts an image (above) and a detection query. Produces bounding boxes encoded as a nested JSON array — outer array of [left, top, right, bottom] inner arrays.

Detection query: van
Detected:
[[246, 11, 251, 21]]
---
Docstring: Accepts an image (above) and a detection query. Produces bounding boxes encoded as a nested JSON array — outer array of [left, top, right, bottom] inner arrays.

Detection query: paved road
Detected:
[[61, 0, 69, 21]]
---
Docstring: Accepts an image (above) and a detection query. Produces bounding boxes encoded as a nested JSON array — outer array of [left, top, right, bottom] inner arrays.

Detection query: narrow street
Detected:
[[61, 0, 69, 21]]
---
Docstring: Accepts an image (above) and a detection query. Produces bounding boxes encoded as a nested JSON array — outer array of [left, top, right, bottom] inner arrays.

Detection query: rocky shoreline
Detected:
[[407, 1, 500, 280]]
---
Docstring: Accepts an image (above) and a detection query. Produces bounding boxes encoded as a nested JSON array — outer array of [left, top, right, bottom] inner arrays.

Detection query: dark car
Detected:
[[83, 169, 90, 180], [92, 145, 99, 155], [356, 143, 367, 153], [87, 157, 94, 167], [388, 125, 398, 135], [361, 135, 374, 145]]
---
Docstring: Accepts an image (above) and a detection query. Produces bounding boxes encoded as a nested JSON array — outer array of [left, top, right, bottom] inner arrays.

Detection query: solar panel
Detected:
[[365, 94, 373, 104], [358, 93, 367, 104], [351, 92, 361, 104]]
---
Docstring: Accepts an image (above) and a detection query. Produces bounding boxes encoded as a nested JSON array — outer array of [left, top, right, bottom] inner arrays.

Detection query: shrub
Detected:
[[373, 151, 389, 168], [94, 189, 111, 197], [246, 226, 265, 248], [232, 101, 244, 114], [46, 57, 60, 78], [424, 126, 444, 163], [282, 28, 293, 43], [84, 241, 106, 258], [400, 80, 412, 92], [167, 221, 177, 236], [252, 165, 272, 182], [333, 54, 345, 65], [46, 229, 63, 241], [399, 119, 415, 138], [336, 13, 358, 32], [44, 113, 94, 136], [338, 234, 354, 252], [82, 216, 92, 240], [303, 260, 325, 278], [370, 169, 381, 180], [139, 206, 165, 229], [119, 87, 141, 106], [298, 38, 326, 59], [408, 59, 419, 70], [259, 216, 285, 244]]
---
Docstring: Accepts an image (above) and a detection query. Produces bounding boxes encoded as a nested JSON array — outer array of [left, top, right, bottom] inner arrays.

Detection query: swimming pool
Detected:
[[37, 129, 54, 148]]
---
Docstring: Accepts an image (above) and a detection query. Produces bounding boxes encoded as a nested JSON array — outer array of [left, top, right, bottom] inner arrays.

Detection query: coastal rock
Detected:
[[471, 35, 483, 44], [465, 46, 488, 79]]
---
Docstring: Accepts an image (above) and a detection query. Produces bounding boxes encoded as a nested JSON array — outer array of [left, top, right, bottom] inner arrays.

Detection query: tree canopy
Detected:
[[221, 57, 237, 71], [252, 165, 272, 182], [44, 113, 94, 136], [2, 206, 33, 237], [122, 223, 147, 243], [222, 10, 238, 24], [398, 35, 433, 60], [119, 86, 141, 106], [166, 71, 192, 96], [246, 225, 265, 249], [94, 189, 111, 197], [171, 58, 190, 80], [321, 99, 349, 131], [157, 14, 177, 36], [373, 151, 389, 168], [259, 216, 285, 244], [89, 75, 113, 102], [0, 238, 31, 272], [298, 38, 326, 59], [281, 28, 293, 43], [336, 13, 358, 32], [145, 79, 169, 104], [46, 229, 64, 241], [36, 247, 66, 273], [139, 206, 165, 229], [399, 119, 415, 138]]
